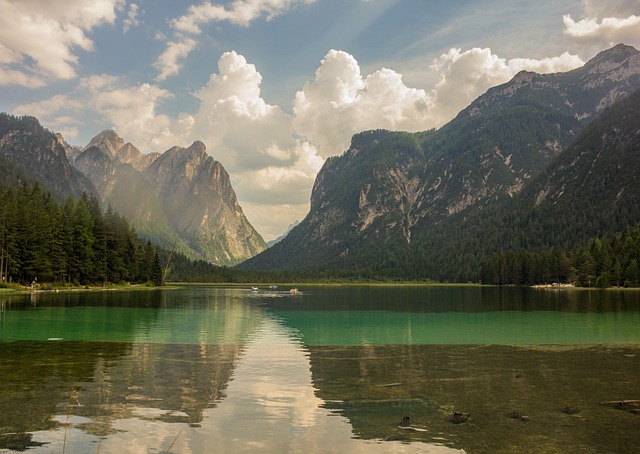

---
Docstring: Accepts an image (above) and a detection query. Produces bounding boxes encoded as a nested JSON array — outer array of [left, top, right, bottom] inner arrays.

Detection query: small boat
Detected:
[[251, 287, 259, 292], [289, 288, 298, 294]]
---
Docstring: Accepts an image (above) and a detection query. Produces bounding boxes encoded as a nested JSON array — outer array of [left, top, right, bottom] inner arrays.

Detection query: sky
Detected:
[[1, 1, 640, 241]]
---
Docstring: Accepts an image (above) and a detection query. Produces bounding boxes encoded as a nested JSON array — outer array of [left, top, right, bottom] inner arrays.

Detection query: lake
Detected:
[[1, 285, 639, 453]]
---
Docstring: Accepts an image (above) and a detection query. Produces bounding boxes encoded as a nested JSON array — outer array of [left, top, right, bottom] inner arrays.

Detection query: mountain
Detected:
[[241, 44, 640, 278], [71, 131, 266, 265], [0, 114, 96, 199], [0, 116, 266, 266], [84, 130, 160, 171], [500, 86, 640, 245], [72, 136, 178, 254], [142, 140, 266, 264], [267, 220, 300, 247]]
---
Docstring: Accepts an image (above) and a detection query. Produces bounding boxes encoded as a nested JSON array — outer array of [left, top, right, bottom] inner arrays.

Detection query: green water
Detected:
[[1, 285, 639, 453]]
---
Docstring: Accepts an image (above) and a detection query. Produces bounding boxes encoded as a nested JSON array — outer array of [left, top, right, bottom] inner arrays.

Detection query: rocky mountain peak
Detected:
[[115, 142, 141, 162], [0, 113, 96, 198], [582, 43, 638, 75], [189, 140, 207, 154], [150, 141, 209, 175], [69, 130, 266, 265], [85, 130, 125, 158]]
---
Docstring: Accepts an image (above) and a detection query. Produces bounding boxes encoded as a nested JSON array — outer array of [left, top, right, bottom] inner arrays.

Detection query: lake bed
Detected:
[[1, 285, 639, 453]]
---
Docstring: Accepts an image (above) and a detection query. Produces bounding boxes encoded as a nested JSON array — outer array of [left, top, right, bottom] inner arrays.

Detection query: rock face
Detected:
[[72, 131, 266, 265], [0, 114, 96, 199], [241, 44, 640, 272], [143, 141, 266, 264], [0, 116, 266, 265]]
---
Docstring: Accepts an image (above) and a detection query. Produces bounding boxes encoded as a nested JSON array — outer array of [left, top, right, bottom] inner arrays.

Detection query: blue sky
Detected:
[[1, 0, 639, 240]]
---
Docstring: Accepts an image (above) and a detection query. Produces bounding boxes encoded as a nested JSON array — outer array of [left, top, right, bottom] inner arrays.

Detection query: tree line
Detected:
[[2, 182, 639, 288], [0, 183, 166, 286], [480, 225, 640, 287]]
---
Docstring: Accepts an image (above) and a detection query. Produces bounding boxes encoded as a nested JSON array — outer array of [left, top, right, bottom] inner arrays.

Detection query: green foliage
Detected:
[[481, 224, 640, 288], [241, 88, 640, 285], [0, 182, 226, 286]]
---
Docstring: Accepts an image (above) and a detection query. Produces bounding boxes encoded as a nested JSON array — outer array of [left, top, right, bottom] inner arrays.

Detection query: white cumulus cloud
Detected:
[[292, 48, 583, 159], [430, 47, 584, 125], [293, 49, 435, 158], [564, 1, 640, 51], [564, 14, 640, 48], [0, 0, 123, 85]]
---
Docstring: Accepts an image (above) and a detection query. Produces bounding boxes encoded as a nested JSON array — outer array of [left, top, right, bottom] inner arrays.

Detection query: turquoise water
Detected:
[[1, 285, 639, 453]]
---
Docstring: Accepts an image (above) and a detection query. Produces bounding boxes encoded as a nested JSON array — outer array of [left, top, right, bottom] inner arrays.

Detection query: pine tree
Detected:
[[151, 252, 163, 286]]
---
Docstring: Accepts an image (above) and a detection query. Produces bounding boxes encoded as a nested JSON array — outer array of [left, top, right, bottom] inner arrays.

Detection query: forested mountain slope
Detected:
[[0, 114, 96, 200], [0, 115, 267, 266], [241, 45, 640, 280], [410, 87, 640, 282], [73, 131, 267, 265]]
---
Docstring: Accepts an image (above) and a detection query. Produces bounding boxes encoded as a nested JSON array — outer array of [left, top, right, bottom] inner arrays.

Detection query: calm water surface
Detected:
[[1, 285, 639, 453]]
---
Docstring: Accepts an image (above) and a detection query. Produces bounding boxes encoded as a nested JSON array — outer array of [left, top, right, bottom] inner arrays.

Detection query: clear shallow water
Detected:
[[1, 285, 639, 453]]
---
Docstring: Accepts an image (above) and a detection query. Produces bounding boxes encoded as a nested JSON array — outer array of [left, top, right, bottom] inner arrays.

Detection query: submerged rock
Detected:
[[507, 410, 530, 421], [563, 405, 582, 415], [398, 415, 412, 427], [451, 411, 470, 424], [507, 410, 522, 419]]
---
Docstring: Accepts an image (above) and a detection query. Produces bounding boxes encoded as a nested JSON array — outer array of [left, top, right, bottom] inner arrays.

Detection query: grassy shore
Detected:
[[0, 281, 166, 294]]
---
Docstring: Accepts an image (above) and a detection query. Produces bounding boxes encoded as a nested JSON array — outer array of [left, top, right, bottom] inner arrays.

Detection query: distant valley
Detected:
[[2, 44, 640, 284]]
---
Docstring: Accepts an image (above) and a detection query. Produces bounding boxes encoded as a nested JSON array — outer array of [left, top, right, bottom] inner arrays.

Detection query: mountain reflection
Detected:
[[0, 287, 263, 451], [3, 286, 639, 453]]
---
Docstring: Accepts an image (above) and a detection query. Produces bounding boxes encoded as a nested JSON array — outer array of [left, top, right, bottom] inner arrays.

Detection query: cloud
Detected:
[[154, 38, 198, 81], [581, 0, 640, 18], [0, 68, 46, 88], [123, 3, 141, 33], [0, 0, 124, 85], [192, 51, 297, 167], [13, 74, 191, 153], [563, 14, 640, 48], [154, 0, 316, 80], [235, 142, 323, 240], [430, 47, 583, 124], [92, 83, 185, 151], [292, 48, 583, 159], [293, 50, 435, 158], [172, 0, 316, 32], [564, 1, 640, 50], [13, 94, 84, 118]]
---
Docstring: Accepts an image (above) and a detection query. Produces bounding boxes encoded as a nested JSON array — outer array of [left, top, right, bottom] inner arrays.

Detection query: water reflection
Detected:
[[90, 316, 459, 454], [1, 286, 640, 453], [307, 344, 640, 453], [0, 288, 462, 453], [274, 310, 640, 345]]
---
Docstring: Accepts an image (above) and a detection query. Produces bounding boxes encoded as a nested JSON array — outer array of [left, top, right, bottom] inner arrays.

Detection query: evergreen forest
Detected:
[[1, 181, 639, 288], [0, 183, 226, 287], [480, 228, 640, 287]]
